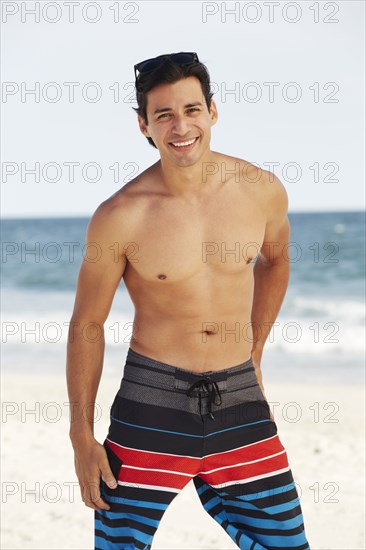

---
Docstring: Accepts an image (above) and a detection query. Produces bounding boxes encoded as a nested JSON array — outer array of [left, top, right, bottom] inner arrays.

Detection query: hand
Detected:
[[73, 437, 118, 510]]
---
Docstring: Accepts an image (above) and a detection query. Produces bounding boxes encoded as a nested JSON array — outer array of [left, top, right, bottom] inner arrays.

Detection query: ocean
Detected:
[[1, 211, 365, 382]]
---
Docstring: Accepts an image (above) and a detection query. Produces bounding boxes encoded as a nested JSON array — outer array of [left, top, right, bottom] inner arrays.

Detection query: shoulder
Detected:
[[86, 163, 159, 240], [257, 169, 288, 223], [222, 153, 288, 223]]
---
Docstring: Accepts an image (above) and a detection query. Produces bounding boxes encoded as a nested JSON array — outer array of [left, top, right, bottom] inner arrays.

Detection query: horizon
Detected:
[[2, 208, 365, 221]]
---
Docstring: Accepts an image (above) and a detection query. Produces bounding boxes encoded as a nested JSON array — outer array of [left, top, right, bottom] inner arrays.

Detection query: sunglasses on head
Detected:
[[134, 52, 200, 90]]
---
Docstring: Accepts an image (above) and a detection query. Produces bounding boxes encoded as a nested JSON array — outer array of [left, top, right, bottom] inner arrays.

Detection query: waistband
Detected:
[[124, 347, 256, 393]]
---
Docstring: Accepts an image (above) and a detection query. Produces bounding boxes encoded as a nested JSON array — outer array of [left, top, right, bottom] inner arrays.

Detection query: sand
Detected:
[[1, 371, 365, 549]]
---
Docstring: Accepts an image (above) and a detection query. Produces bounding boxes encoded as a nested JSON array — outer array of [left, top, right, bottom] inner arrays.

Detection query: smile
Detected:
[[169, 137, 199, 151]]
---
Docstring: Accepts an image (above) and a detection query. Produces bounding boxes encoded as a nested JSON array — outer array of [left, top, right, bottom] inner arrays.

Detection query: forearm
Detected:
[[66, 319, 105, 447], [251, 256, 290, 363]]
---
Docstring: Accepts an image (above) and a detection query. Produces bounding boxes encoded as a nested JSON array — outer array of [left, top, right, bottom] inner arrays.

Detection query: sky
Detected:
[[1, 0, 365, 218]]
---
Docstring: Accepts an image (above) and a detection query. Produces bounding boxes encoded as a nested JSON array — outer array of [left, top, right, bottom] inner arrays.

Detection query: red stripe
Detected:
[[121, 468, 190, 490], [203, 435, 285, 471], [106, 435, 288, 489], [201, 452, 289, 485], [106, 440, 200, 475]]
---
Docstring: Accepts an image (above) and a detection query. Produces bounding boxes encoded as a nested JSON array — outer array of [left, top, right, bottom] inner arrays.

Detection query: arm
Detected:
[[250, 173, 290, 399], [66, 200, 127, 510]]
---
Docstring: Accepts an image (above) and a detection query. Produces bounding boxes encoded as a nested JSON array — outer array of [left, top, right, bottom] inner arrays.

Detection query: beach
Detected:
[[2, 212, 365, 548], [1, 370, 364, 549]]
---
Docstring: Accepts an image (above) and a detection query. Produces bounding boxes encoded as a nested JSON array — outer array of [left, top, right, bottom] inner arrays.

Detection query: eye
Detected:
[[187, 108, 200, 113], [157, 113, 171, 120]]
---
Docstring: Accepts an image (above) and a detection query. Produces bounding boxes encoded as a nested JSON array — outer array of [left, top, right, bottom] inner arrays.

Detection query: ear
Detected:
[[137, 115, 151, 137], [209, 99, 218, 127]]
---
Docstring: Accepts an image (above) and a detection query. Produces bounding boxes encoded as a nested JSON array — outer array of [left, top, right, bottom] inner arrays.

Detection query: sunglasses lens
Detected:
[[137, 58, 162, 74], [136, 53, 198, 76], [170, 53, 197, 64]]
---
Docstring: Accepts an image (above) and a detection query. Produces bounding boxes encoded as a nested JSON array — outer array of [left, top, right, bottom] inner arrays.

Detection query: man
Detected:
[[67, 52, 310, 550]]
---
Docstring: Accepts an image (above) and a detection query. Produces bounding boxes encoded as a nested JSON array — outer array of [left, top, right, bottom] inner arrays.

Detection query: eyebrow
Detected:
[[153, 102, 204, 115]]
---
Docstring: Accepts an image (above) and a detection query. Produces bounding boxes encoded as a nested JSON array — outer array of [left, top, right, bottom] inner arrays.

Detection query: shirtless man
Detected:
[[67, 52, 310, 549]]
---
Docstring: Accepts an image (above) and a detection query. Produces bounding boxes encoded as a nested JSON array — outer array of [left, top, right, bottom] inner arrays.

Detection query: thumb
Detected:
[[101, 465, 118, 489]]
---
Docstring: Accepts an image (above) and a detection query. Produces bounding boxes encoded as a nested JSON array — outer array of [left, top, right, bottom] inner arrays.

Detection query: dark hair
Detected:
[[132, 58, 214, 149]]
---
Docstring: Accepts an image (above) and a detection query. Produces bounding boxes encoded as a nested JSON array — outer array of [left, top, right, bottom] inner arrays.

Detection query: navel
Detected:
[[157, 274, 167, 280]]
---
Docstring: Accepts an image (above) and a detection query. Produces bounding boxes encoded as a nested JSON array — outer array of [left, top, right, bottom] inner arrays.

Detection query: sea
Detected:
[[1, 211, 365, 383]]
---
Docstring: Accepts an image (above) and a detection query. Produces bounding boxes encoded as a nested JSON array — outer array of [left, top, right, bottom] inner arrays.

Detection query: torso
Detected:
[[109, 152, 269, 372]]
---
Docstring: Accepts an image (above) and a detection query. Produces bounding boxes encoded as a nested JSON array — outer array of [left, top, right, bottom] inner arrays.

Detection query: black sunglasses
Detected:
[[134, 52, 200, 90]]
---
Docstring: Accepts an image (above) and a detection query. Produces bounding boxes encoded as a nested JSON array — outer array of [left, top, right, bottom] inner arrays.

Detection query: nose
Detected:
[[171, 115, 190, 136]]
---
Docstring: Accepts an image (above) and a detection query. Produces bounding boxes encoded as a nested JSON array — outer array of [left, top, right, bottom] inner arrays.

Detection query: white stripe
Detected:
[[106, 434, 278, 461], [123, 465, 192, 477], [201, 450, 287, 475], [209, 466, 291, 489], [117, 480, 179, 493]]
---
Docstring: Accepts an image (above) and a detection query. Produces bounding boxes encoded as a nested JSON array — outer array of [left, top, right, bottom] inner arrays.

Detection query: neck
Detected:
[[157, 149, 218, 198]]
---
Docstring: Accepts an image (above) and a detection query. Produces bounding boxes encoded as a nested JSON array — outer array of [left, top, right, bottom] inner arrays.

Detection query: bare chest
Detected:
[[124, 193, 266, 283]]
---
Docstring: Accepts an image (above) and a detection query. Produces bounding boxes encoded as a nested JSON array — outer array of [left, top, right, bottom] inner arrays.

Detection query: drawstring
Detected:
[[186, 376, 222, 420]]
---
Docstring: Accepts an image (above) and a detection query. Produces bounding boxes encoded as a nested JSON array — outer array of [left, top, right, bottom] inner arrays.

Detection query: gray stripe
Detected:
[[117, 378, 265, 417], [125, 347, 257, 392]]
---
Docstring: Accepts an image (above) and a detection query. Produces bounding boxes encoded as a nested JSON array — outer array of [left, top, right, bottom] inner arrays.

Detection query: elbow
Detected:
[[67, 315, 106, 342]]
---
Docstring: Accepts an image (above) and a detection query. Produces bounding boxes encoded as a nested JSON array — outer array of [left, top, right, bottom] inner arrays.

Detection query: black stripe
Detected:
[[253, 487, 300, 509], [265, 542, 309, 550], [197, 471, 296, 503], [95, 512, 157, 535], [113, 484, 175, 505], [231, 471, 296, 500], [235, 530, 242, 546], [230, 519, 305, 537], [220, 486, 301, 509], [224, 503, 304, 522], [95, 529, 146, 549], [108, 397, 276, 456]]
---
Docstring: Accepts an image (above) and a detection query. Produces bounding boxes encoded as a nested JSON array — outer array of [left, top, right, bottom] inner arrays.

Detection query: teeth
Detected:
[[171, 138, 196, 147]]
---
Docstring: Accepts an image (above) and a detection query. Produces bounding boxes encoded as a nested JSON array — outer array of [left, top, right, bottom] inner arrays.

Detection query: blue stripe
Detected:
[[193, 505, 269, 550], [111, 416, 271, 438], [226, 509, 305, 530], [211, 520, 307, 550], [236, 532, 267, 550], [95, 519, 151, 545], [224, 521, 268, 550], [97, 510, 159, 528], [201, 487, 302, 517], [197, 481, 296, 502], [100, 494, 169, 510], [224, 482, 297, 501], [255, 531, 309, 547]]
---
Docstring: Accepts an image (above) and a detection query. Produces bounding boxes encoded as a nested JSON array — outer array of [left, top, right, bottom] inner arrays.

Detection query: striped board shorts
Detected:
[[95, 347, 310, 550]]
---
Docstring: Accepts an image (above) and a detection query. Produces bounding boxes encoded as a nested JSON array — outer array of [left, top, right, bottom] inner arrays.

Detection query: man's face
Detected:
[[138, 76, 218, 167]]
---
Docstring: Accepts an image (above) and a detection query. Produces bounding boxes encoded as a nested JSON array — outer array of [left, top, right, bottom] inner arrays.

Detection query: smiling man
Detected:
[[67, 52, 310, 550]]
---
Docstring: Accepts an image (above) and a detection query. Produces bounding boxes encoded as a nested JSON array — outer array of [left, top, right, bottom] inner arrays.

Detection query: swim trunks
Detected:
[[95, 347, 310, 549]]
